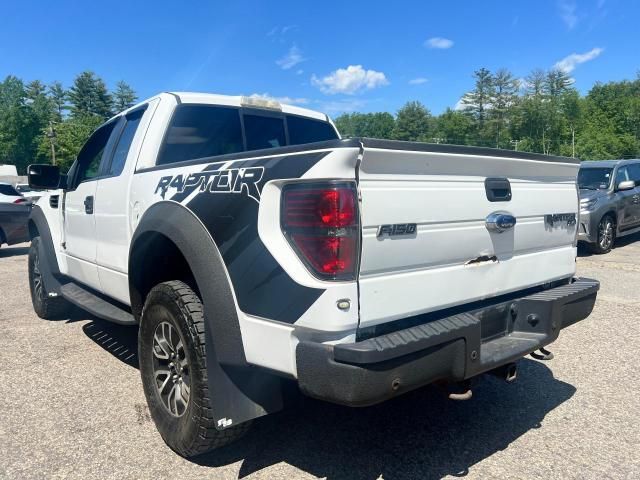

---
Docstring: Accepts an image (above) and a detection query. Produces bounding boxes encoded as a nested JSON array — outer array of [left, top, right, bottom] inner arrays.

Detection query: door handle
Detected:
[[84, 195, 94, 214]]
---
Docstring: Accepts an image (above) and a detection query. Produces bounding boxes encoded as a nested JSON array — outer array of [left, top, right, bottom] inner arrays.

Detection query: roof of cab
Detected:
[[580, 159, 640, 168], [166, 92, 328, 122]]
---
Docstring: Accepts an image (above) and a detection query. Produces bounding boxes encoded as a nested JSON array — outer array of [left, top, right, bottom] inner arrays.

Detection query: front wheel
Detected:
[[588, 215, 615, 254], [138, 280, 250, 457], [28, 237, 71, 319]]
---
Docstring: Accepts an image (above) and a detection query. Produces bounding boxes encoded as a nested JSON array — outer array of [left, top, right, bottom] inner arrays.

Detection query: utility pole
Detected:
[[47, 122, 57, 166], [511, 139, 520, 151]]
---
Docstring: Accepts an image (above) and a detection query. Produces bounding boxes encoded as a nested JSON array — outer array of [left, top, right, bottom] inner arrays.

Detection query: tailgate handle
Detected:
[[485, 178, 512, 202]]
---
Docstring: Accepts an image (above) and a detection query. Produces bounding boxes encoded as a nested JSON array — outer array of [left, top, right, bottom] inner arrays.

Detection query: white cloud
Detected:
[[276, 45, 306, 70], [248, 93, 309, 105], [558, 0, 578, 29], [409, 77, 428, 85], [424, 37, 454, 49], [267, 25, 297, 38], [311, 65, 389, 95], [454, 97, 467, 111], [554, 47, 604, 73], [296, 69, 304, 75]]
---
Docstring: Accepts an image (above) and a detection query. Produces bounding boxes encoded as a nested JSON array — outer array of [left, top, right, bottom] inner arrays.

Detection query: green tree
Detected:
[[113, 81, 137, 112], [37, 114, 103, 171], [489, 68, 519, 148], [334, 112, 395, 138], [68, 71, 113, 119], [48, 81, 67, 120], [461, 68, 494, 128], [433, 108, 474, 145], [392, 101, 431, 141]]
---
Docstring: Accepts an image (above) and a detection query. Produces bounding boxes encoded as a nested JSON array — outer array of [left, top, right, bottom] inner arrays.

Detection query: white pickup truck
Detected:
[[27, 92, 599, 457]]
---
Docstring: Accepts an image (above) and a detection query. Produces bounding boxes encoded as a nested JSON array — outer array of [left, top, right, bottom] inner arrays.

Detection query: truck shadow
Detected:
[[80, 316, 139, 368], [200, 359, 573, 479], [0, 245, 29, 258], [76, 316, 575, 479]]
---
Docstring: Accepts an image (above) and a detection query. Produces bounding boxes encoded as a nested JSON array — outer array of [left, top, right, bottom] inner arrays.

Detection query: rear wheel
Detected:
[[28, 236, 70, 319], [588, 215, 615, 254], [138, 280, 250, 457]]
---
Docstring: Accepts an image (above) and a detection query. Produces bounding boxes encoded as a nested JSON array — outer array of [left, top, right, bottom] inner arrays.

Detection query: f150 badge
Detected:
[[155, 166, 265, 202], [377, 223, 417, 238]]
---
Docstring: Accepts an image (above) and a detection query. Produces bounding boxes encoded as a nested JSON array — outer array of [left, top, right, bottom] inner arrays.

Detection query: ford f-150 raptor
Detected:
[[26, 92, 599, 457]]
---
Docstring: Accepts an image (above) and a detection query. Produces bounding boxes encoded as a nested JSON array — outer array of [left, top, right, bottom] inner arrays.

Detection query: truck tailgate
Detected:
[[356, 139, 580, 330]]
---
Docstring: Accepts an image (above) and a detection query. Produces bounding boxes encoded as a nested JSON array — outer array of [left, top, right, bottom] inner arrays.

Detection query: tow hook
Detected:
[[437, 380, 473, 401], [488, 362, 518, 383], [530, 347, 554, 361]]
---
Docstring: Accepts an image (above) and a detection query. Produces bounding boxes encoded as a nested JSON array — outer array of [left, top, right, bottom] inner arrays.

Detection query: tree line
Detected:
[[335, 68, 640, 160], [1, 67, 639, 175], [0, 71, 137, 173]]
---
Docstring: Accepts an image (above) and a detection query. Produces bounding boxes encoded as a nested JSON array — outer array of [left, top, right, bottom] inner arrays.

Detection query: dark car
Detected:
[[578, 159, 640, 253], [0, 203, 31, 248]]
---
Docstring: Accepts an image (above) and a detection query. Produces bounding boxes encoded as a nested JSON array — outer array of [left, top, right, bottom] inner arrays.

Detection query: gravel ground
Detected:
[[1, 237, 639, 480]]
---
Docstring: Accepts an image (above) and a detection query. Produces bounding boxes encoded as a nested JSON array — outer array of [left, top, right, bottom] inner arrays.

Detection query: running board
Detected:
[[60, 282, 136, 325]]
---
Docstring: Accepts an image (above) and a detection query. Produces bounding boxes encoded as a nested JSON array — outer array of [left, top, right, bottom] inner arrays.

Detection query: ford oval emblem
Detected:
[[486, 212, 517, 233]]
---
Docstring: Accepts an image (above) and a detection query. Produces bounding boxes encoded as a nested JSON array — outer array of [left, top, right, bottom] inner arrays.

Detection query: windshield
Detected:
[[578, 168, 613, 190], [0, 184, 21, 196]]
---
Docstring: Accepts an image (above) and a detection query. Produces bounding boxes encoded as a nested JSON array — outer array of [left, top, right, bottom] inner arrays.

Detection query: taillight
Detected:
[[13, 198, 27, 204], [282, 182, 359, 280]]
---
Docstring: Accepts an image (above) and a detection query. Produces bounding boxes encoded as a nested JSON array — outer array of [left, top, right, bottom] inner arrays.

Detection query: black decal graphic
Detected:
[[155, 166, 266, 202], [155, 176, 172, 198]]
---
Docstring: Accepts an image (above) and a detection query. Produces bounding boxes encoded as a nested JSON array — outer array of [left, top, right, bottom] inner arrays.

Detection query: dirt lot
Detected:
[[1, 237, 639, 480]]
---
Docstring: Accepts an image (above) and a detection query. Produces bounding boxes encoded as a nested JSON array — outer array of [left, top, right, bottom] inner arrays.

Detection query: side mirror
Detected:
[[617, 180, 635, 191], [28, 164, 61, 190]]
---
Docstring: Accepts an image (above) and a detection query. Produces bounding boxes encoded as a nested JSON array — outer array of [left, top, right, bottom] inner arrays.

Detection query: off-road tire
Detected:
[[28, 236, 71, 319], [139, 280, 251, 457], [587, 214, 615, 254]]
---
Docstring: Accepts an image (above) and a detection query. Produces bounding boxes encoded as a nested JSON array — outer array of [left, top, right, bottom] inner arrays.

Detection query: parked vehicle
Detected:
[[15, 183, 42, 202], [0, 202, 31, 247], [26, 93, 599, 457], [0, 164, 18, 176], [578, 159, 640, 254], [0, 182, 29, 205]]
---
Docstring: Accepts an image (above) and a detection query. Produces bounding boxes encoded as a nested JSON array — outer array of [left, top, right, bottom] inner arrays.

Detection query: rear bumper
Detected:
[[296, 277, 599, 406]]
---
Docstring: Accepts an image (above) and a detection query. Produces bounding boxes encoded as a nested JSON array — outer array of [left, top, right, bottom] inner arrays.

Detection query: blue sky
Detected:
[[1, 0, 637, 116]]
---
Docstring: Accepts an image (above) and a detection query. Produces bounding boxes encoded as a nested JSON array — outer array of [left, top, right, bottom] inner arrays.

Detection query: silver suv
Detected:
[[578, 159, 640, 253]]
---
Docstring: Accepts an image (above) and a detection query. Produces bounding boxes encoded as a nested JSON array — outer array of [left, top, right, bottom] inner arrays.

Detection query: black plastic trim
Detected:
[[360, 138, 579, 164], [297, 278, 599, 407], [485, 177, 512, 202], [130, 201, 283, 426], [28, 206, 63, 294]]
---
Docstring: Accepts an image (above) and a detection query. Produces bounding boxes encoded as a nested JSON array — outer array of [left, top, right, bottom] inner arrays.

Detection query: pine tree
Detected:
[[48, 81, 67, 119], [490, 69, 519, 148], [113, 81, 137, 112], [461, 68, 494, 127], [68, 71, 113, 119]]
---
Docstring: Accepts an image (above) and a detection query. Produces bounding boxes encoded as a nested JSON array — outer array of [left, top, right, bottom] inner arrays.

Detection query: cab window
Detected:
[[75, 121, 118, 184]]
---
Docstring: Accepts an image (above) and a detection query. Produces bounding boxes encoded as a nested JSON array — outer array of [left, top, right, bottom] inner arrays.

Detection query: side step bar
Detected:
[[61, 282, 136, 325]]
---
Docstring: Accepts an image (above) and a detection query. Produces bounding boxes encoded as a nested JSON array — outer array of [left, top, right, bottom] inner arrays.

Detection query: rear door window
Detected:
[[157, 105, 244, 165], [243, 114, 286, 151], [287, 115, 338, 145], [107, 108, 146, 176]]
